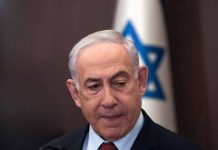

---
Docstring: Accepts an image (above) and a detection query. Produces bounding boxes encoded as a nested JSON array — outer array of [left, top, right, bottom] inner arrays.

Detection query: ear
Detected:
[[137, 66, 148, 96], [66, 79, 81, 108]]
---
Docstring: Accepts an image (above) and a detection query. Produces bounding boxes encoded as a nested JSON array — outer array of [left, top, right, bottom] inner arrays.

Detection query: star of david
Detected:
[[122, 21, 165, 100]]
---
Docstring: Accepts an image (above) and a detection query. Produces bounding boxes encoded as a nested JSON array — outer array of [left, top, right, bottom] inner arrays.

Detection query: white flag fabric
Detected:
[[113, 0, 177, 131]]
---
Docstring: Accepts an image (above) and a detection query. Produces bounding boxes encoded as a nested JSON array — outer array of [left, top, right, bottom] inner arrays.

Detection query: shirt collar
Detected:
[[86, 111, 144, 150], [86, 126, 104, 150]]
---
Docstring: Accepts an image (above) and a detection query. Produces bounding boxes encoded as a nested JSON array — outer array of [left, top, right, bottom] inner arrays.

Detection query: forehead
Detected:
[[77, 42, 133, 68], [76, 42, 135, 79]]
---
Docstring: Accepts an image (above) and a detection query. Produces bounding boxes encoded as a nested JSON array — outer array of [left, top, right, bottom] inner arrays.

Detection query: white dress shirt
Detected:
[[82, 111, 144, 150]]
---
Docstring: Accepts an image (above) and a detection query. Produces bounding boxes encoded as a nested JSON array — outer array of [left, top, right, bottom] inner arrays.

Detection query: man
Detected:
[[40, 30, 202, 150]]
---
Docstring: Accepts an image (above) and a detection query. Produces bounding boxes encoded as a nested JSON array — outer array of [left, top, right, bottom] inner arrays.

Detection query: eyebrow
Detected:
[[84, 78, 101, 85], [83, 71, 130, 85], [111, 71, 130, 80]]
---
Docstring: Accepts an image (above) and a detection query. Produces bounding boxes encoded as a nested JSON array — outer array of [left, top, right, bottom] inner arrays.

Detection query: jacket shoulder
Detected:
[[151, 122, 202, 150], [39, 125, 88, 150], [132, 110, 202, 150]]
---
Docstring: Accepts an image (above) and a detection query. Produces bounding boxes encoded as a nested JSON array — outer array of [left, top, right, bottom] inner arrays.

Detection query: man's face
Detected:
[[67, 42, 147, 141]]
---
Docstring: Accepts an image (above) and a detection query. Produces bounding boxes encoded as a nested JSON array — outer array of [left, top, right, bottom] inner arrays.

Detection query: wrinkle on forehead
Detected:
[[80, 63, 131, 80]]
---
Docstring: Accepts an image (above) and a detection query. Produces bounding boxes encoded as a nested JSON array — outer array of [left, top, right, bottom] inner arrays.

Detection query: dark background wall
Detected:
[[0, 0, 217, 150]]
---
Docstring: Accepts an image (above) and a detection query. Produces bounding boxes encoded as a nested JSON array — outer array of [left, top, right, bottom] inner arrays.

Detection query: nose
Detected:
[[101, 85, 117, 108]]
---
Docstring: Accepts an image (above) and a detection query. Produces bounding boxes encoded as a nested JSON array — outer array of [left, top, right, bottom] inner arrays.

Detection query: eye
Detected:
[[113, 81, 127, 88], [87, 84, 101, 91]]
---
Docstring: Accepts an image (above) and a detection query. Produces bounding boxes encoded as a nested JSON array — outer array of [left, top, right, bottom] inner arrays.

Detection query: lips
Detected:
[[103, 115, 121, 119], [100, 113, 124, 120]]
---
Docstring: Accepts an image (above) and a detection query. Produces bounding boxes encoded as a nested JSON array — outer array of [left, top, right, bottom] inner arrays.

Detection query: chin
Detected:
[[102, 134, 121, 142], [100, 129, 126, 141]]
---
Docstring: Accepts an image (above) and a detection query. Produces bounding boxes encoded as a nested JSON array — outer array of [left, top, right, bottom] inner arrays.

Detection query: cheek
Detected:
[[121, 82, 141, 100], [80, 100, 97, 113], [79, 96, 100, 122], [119, 83, 141, 107]]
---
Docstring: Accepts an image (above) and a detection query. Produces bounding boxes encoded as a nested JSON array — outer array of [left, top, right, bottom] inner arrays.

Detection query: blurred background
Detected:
[[0, 0, 218, 150]]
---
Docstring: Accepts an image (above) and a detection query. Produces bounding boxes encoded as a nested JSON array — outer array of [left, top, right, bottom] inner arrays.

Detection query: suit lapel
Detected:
[[131, 110, 157, 150]]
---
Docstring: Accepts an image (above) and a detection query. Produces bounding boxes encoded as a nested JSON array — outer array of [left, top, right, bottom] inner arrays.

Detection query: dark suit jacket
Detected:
[[40, 110, 202, 150]]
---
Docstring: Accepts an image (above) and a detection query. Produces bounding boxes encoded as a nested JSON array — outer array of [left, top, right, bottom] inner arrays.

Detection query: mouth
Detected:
[[101, 114, 123, 120]]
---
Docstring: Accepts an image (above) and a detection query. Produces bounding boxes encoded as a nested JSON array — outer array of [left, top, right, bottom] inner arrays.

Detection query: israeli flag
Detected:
[[113, 0, 177, 131]]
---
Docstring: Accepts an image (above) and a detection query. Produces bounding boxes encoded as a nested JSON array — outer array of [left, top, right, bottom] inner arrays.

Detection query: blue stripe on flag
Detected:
[[122, 21, 165, 100]]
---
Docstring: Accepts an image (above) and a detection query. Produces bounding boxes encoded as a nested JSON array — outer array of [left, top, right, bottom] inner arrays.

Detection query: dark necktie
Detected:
[[99, 142, 118, 150]]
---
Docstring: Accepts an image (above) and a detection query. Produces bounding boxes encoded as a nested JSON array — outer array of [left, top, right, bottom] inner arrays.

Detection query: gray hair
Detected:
[[68, 30, 139, 88]]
